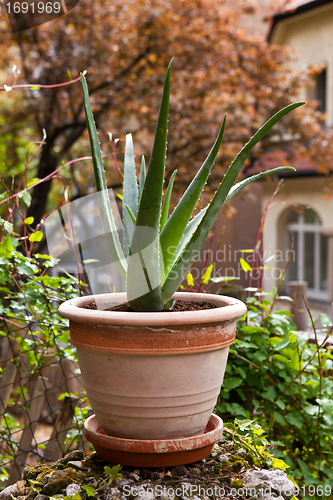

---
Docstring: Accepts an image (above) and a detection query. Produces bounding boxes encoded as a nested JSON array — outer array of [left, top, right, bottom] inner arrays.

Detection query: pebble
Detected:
[[62, 451, 84, 463], [85, 477, 98, 488], [218, 453, 232, 462], [66, 461, 88, 471], [128, 472, 141, 481], [115, 478, 133, 486], [65, 484, 82, 497], [150, 472, 160, 481], [176, 465, 188, 476], [142, 469, 151, 480], [0, 484, 19, 500], [223, 441, 235, 451], [16, 482, 25, 496], [242, 469, 297, 500], [188, 467, 201, 476]]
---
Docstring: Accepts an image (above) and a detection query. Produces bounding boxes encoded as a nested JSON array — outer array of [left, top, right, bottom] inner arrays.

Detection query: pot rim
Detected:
[[59, 292, 247, 326]]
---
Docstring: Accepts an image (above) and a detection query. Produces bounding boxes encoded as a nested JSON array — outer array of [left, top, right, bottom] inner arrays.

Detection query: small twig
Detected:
[[0, 73, 84, 92]]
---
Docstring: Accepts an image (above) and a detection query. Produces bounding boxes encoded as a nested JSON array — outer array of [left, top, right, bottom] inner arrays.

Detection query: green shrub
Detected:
[[0, 186, 87, 466], [217, 289, 333, 498]]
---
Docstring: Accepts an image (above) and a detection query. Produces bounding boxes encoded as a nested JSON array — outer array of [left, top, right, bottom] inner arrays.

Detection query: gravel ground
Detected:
[[0, 438, 298, 500]]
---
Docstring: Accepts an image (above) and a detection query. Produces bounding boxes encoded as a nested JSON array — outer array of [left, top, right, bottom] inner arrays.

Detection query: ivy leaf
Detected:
[[320, 313, 332, 327], [71, 494, 82, 500], [275, 400, 286, 410], [316, 398, 333, 411], [0, 235, 15, 252], [274, 339, 290, 351], [0, 217, 13, 234], [273, 412, 285, 425], [271, 457, 289, 471], [104, 464, 121, 481], [285, 413, 303, 429], [262, 386, 277, 401], [22, 190, 32, 207], [304, 404, 319, 415], [222, 377, 243, 391], [17, 262, 38, 275], [82, 485, 95, 497]]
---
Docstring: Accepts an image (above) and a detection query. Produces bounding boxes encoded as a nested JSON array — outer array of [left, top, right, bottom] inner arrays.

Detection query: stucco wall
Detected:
[[261, 175, 333, 301], [270, 2, 333, 126]]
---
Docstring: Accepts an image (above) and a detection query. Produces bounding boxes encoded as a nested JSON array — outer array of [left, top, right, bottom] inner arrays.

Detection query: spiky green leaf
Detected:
[[123, 133, 138, 257], [81, 73, 126, 278], [125, 204, 136, 224], [160, 116, 226, 275], [160, 170, 177, 232], [127, 60, 173, 311], [161, 101, 305, 301], [224, 166, 295, 204], [166, 207, 207, 273], [138, 156, 146, 204]]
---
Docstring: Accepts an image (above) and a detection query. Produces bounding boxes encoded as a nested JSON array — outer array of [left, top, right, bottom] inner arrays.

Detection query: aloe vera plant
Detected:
[[81, 61, 304, 311]]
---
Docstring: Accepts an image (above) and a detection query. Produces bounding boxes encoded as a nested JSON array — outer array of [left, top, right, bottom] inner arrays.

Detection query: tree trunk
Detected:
[[26, 145, 59, 229]]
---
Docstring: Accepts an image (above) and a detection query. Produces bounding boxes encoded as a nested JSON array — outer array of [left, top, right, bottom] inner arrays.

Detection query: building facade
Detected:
[[262, 0, 333, 310]]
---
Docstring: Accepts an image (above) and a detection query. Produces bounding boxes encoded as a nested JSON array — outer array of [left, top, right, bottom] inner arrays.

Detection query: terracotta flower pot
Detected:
[[59, 292, 246, 440]]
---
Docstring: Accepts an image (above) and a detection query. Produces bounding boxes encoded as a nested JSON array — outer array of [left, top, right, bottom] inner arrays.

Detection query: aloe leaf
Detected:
[[138, 156, 146, 203], [161, 101, 305, 301], [133, 60, 172, 231], [160, 170, 177, 233], [225, 166, 296, 204], [127, 61, 172, 311], [123, 133, 138, 257], [81, 73, 126, 278], [160, 116, 226, 275], [167, 206, 207, 272]]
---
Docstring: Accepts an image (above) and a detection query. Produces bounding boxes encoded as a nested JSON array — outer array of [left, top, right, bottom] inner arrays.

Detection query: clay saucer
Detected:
[[83, 414, 223, 467]]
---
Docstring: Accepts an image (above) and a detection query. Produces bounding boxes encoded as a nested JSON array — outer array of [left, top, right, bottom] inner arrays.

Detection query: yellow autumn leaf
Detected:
[[186, 272, 194, 287], [240, 257, 252, 272], [202, 263, 213, 284], [29, 231, 43, 242]]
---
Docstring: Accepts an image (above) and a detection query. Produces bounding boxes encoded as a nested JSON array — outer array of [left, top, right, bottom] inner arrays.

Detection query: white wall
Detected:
[[261, 175, 333, 301], [270, 2, 333, 126]]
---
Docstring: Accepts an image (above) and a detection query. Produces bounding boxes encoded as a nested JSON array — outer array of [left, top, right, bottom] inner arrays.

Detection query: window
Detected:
[[315, 68, 327, 113], [307, 67, 327, 114], [286, 208, 328, 300]]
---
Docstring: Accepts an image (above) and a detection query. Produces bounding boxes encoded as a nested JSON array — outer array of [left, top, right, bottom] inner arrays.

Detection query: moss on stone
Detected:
[[81, 452, 108, 479], [230, 478, 243, 488], [39, 467, 80, 496]]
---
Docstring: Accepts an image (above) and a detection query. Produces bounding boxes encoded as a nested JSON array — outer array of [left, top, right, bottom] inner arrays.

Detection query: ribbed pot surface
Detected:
[[59, 292, 246, 439]]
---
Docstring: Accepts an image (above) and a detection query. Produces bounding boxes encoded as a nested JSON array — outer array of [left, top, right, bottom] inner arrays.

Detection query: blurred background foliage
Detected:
[[0, 0, 332, 231]]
